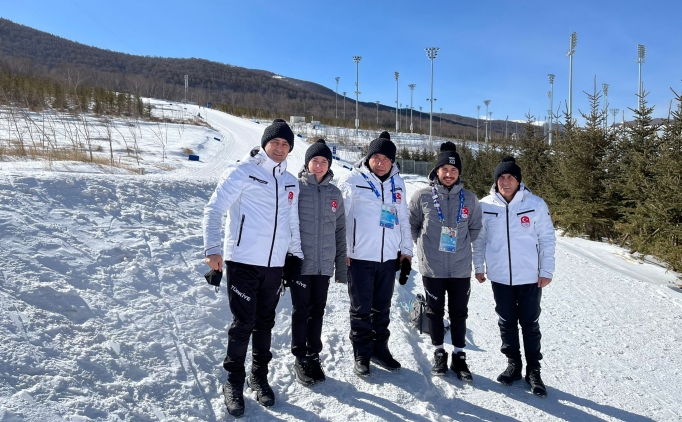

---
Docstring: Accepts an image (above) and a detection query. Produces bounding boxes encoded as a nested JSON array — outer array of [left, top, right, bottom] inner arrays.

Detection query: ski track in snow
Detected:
[[1, 101, 681, 421]]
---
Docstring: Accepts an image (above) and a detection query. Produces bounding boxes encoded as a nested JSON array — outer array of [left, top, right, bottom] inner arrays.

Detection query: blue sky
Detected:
[[2, 0, 681, 124]]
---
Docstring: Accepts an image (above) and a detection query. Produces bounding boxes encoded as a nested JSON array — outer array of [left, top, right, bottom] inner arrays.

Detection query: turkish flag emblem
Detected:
[[521, 215, 531, 228], [288, 191, 294, 205], [396, 192, 402, 204], [462, 207, 469, 219], [331, 200, 338, 213]]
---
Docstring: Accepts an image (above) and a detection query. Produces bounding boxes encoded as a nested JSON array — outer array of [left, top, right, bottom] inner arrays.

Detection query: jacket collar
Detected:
[[489, 182, 530, 205], [353, 159, 400, 182], [431, 178, 463, 196], [244, 147, 288, 176]]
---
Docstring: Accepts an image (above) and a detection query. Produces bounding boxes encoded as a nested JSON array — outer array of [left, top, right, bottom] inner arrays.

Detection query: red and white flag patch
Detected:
[[520, 215, 531, 228], [331, 200, 338, 213]]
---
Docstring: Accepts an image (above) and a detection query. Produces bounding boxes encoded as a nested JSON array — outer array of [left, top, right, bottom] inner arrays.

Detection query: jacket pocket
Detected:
[[237, 215, 246, 246]]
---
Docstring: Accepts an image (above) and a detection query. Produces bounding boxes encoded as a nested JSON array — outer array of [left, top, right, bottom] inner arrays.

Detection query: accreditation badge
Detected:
[[439, 226, 458, 252], [380, 204, 398, 229]]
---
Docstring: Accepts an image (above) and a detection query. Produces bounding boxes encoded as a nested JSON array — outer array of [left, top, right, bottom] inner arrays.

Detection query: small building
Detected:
[[290, 116, 306, 124]]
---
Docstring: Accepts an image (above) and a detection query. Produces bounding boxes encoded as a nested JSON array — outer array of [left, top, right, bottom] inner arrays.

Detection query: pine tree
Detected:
[[516, 112, 550, 198]]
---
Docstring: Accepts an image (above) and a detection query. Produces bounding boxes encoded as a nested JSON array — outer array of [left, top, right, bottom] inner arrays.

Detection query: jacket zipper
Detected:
[[380, 179, 385, 263], [352, 218, 357, 252], [505, 204, 513, 285], [267, 166, 279, 267], [237, 214, 245, 246], [317, 185, 322, 274]]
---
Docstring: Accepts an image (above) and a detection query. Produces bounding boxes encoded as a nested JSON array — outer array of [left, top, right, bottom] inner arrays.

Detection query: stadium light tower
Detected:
[[637, 44, 646, 110], [394, 72, 400, 133], [375, 101, 380, 124], [548, 74, 555, 144], [419, 106, 423, 130], [602, 83, 609, 128], [184, 75, 188, 104], [610, 108, 619, 129], [353, 56, 362, 137], [567, 32, 577, 121], [342, 91, 347, 120], [476, 105, 480, 143], [335, 77, 340, 119], [483, 100, 491, 142], [408, 84, 416, 133], [426, 47, 439, 147]]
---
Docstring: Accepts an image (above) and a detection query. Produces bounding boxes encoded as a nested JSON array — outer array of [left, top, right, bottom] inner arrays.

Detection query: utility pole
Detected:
[[184, 75, 188, 104], [419, 106, 423, 131], [342, 91, 346, 121], [548, 74, 555, 144], [353, 56, 362, 138], [483, 100, 491, 142], [426, 47, 439, 149], [394, 72, 400, 133], [439, 107, 443, 137], [375, 101, 380, 124], [476, 104, 480, 143], [602, 83, 609, 129]]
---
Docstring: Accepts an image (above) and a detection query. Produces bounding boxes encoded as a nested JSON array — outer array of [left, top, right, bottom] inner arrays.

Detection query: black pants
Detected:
[[491, 282, 543, 369], [223, 261, 282, 385], [347, 258, 396, 361], [290, 275, 331, 358], [422, 276, 470, 348]]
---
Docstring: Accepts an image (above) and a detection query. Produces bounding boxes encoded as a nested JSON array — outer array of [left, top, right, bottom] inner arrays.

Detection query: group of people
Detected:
[[203, 119, 556, 417]]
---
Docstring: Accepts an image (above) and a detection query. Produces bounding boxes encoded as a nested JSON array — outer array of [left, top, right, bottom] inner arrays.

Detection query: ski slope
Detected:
[[1, 101, 681, 421]]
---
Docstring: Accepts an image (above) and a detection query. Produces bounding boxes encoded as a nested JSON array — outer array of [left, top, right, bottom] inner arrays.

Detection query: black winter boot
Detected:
[[525, 368, 547, 397], [292, 357, 316, 387], [497, 360, 523, 385], [370, 349, 401, 371], [353, 359, 370, 377], [223, 382, 245, 417], [246, 374, 275, 407], [309, 353, 326, 383], [450, 351, 473, 381], [431, 349, 448, 376]]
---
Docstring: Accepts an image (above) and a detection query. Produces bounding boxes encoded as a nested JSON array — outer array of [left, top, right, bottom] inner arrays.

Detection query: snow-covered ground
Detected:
[[1, 100, 681, 421]]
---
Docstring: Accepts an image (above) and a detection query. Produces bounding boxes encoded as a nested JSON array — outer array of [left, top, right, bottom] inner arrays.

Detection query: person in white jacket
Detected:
[[338, 132, 413, 377], [203, 119, 304, 417], [472, 156, 555, 398]]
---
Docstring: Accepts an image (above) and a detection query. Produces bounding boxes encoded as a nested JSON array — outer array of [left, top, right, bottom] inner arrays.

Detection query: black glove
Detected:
[[282, 253, 302, 286], [395, 251, 402, 272], [398, 258, 411, 285], [204, 269, 223, 288]]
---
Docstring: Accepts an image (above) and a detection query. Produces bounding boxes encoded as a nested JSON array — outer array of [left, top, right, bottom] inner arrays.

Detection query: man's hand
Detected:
[[206, 254, 223, 271], [475, 273, 486, 283], [346, 257, 351, 266], [400, 254, 412, 264], [538, 277, 552, 288]]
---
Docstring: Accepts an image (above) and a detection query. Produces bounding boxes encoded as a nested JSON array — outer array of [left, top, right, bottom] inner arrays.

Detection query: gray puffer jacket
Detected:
[[408, 179, 482, 278], [298, 167, 348, 283]]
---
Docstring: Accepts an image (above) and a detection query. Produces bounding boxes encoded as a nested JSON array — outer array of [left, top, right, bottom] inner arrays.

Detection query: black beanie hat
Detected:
[[378, 130, 391, 140], [305, 139, 333, 166], [494, 156, 522, 184], [366, 137, 397, 163], [429, 141, 462, 180], [261, 118, 295, 150]]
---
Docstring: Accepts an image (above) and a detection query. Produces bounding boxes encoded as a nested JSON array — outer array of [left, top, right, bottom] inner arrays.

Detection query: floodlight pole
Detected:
[[637, 44, 646, 110], [342, 92, 346, 121], [408, 84, 416, 133], [548, 74, 555, 144], [602, 83, 609, 129], [376, 101, 380, 124], [419, 106, 423, 131], [394, 72, 400, 133], [476, 105, 480, 143], [483, 100, 491, 142], [335, 77, 340, 119], [426, 47, 439, 148], [610, 108, 619, 129], [567, 32, 577, 122], [353, 56, 362, 137]]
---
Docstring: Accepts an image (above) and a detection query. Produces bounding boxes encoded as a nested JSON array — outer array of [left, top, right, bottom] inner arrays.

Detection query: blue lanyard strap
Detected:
[[361, 172, 396, 203], [431, 186, 465, 225]]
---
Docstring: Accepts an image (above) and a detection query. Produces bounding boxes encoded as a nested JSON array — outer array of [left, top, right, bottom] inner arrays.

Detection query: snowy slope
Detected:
[[1, 102, 681, 421]]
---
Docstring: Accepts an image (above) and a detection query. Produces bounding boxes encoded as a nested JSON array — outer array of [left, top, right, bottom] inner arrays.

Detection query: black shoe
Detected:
[[497, 360, 523, 385], [353, 359, 370, 377], [370, 350, 401, 371], [309, 353, 326, 384], [223, 382, 245, 417], [450, 351, 473, 381], [293, 357, 316, 387], [525, 368, 547, 397], [246, 374, 275, 407], [431, 349, 448, 376]]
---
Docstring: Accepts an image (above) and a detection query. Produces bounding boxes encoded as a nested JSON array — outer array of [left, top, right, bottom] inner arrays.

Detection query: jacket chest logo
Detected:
[[462, 207, 469, 220], [331, 199, 338, 213], [520, 215, 531, 228], [395, 192, 402, 204], [288, 191, 295, 205]]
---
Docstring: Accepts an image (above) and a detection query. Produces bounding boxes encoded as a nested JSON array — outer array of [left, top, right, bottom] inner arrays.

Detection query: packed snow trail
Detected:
[[1, 103, 681, 421]]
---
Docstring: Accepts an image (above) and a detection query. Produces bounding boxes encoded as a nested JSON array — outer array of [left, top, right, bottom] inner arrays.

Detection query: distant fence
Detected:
[[396, 159, 432, 177]]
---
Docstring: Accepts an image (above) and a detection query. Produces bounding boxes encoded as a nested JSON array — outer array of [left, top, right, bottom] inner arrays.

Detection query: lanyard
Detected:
[[431, 186, 465, 226], [361, 172, 396, 203]]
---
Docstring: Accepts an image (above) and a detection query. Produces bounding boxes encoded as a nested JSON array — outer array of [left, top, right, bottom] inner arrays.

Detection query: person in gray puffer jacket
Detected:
[[408, 141, 482, 380], [288, 139, 347, 387]]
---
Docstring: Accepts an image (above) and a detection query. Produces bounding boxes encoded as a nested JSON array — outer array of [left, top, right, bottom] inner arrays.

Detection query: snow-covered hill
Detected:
[[1, 101, 681, 421]]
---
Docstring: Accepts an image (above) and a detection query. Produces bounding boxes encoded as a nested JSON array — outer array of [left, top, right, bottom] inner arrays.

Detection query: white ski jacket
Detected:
[[203, 148, 303, 267], [472, 184, 555, 286], [338, 161, 412, 263]]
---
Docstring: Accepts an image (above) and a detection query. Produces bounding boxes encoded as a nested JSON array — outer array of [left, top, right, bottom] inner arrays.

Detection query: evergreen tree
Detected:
[[516, 112, 550, 198]]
